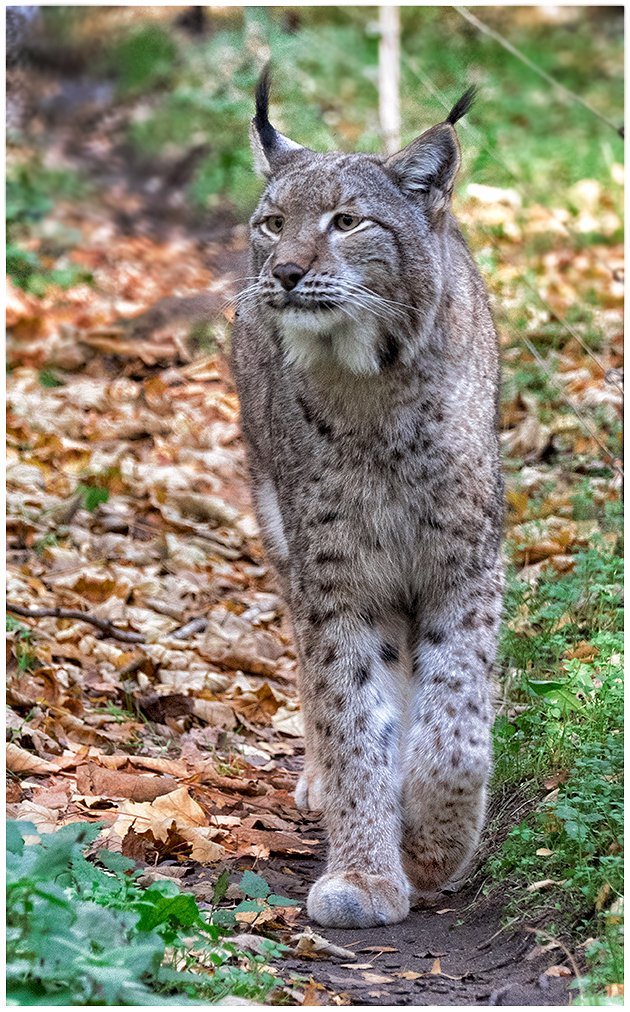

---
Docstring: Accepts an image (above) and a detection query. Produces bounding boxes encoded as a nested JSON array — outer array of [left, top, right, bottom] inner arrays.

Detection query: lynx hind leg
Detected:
[[402, 605, 500, 899]]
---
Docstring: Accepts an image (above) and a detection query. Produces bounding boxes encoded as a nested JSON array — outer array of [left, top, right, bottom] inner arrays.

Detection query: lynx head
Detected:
[[242, 67, 475, 375]]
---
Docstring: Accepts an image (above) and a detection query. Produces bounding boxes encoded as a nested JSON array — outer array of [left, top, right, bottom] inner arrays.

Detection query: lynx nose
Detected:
[[273, 262, 307, 291]]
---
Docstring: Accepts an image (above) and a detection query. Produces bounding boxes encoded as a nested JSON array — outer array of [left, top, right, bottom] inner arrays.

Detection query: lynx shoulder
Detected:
[[230, 68, 504, 928]]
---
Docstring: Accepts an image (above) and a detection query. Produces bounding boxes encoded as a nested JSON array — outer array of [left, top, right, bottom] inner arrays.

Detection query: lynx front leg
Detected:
[[402, 596, 501, 901], [295, 613, 410, 928]]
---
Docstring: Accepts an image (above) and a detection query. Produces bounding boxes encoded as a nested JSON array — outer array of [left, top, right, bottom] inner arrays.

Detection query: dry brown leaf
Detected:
[[192, 699, 237, 729], [185, 828, 226, 864], [595, 881, 611, 910], [544, 771, 570, 790], [30, 788, 71, 809], [272, 704, 304, 737], [13, 800, 59, 834], [111, 755, 189, 779], [526, 878, 567, 892], [544, 965, 572, 977], [606, 984, 624, 997], [7, 742, 60, 775], [233, 827, 317, 855], [111, 786, 207, 844], [429, 957, 464, 980], [395, 970, 423, 980], [564, 641, 600, 662], [234, 905, 288, 927], [76, 762, 178, 802], [362, 973, 394, 984]]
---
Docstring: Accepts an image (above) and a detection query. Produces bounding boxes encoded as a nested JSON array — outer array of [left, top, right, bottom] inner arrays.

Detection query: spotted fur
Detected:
[[230, 72, 504, 928]]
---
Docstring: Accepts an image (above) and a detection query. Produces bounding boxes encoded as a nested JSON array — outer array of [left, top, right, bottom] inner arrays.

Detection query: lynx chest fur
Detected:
[[230, 71, 504, 929]]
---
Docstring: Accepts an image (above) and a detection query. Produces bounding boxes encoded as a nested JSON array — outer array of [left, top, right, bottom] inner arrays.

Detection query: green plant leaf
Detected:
[[76, 484, 109, 511], [213, 868, 230, 904], [239, 869, 270, 899]]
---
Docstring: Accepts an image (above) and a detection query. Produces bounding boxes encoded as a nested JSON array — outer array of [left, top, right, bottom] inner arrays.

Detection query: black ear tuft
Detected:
[[446, 86, 477, 126], [254, 64, 276, 150]]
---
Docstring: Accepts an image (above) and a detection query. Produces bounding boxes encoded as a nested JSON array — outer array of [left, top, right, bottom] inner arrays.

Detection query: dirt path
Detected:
[[184, 805, 574, 1007]]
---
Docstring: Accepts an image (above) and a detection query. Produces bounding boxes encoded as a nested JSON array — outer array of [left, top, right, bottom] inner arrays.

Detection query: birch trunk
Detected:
[[379, 5, 401, 155]]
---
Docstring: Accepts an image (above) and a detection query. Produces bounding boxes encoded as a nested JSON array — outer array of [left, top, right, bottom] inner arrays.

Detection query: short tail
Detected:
[[446, 86, 477, 125]]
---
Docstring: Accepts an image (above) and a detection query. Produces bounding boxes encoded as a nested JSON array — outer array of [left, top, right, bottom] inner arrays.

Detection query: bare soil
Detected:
[[182, 806, 575, 1007]]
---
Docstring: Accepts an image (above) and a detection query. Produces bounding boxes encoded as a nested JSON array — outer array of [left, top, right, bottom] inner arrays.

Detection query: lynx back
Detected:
[[230, 69, 504, 928]]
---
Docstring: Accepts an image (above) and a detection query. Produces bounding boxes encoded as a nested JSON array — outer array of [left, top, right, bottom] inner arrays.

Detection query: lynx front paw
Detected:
[[294, 771, 324, 810], [307, 871, 410, 928]]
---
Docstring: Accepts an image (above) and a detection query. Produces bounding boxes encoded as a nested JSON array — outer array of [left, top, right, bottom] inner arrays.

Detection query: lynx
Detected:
[[230, 69, 504, 928]]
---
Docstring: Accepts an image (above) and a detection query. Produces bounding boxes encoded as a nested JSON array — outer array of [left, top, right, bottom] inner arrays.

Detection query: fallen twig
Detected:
[[523, 926, 584, 1001], [6, 602, 145, 643], [170, 617, 208, 639]]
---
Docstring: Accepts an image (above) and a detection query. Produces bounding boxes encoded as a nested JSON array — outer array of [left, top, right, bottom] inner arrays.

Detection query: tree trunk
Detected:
[[379, 5, 401, 155]]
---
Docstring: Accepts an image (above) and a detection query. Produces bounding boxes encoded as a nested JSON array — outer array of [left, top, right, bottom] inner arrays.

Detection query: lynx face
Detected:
[[241, 76, 474, 375]]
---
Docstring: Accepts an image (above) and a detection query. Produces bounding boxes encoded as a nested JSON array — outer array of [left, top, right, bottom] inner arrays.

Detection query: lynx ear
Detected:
[[385, 87, 475, 212], [250, 65, 304, 177]]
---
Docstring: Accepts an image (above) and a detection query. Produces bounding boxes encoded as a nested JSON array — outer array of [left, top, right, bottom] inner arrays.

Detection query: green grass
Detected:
[[6, 164, 93, 295], [489, 502, 623, 1001], [7, 820, 295, 1006]]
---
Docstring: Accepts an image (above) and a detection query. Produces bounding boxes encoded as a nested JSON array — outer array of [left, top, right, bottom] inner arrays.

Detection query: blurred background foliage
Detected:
[[7, 5, 624, 217]]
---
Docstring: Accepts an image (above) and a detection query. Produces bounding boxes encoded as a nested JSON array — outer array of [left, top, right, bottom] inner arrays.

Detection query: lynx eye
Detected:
[[334, 212, 362, 232], [264, 215, 284, 235]]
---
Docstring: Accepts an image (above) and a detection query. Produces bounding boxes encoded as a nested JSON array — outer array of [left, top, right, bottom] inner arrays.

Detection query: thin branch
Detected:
[[6, 602, 145, 643], [169, 617, 208, 640], [522, 926, 584, 1001]]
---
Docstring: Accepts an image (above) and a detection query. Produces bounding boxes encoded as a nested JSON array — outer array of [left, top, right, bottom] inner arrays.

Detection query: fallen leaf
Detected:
[[525, 941, 561, 960], [595, 882, 611, 910], [291, 927, 357, 961], [543, 771, 569, 790], [395, 970, 423, 980], [544, 965, 572, 977], [192, 698, 237, 729], [7, 742, 60, 774], [110, 786, 208, 849], [233, 827, 317, 855], [564, 641, 599, 662], [361, 973, 394, 984], [76, 763, 178, 802], [272, 705, 305, 737], [606, 984, 624, 997], [12, 800, 59, 834], [429, 957, 464, 980], [536, 848, 554, 856], [526, 878, 567, 892]]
